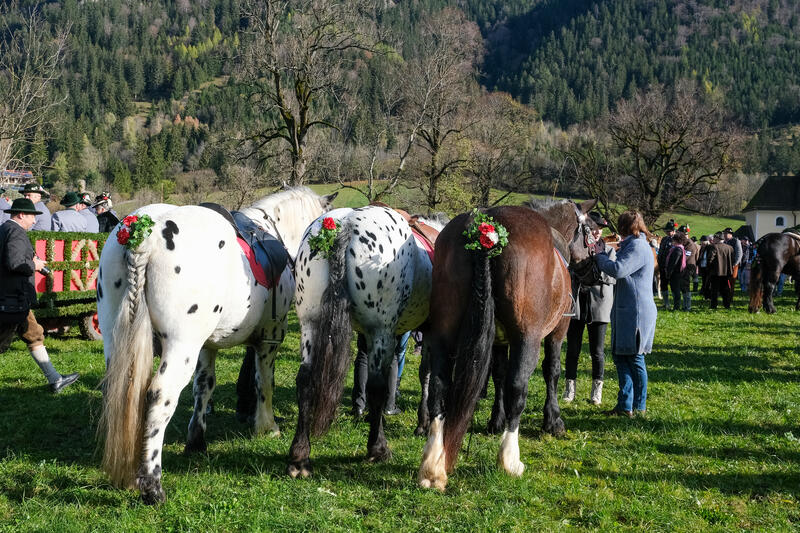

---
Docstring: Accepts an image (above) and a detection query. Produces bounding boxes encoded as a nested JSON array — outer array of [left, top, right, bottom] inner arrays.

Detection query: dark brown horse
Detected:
[[418, 199, 597, 490], [748, 232, 800, 313]]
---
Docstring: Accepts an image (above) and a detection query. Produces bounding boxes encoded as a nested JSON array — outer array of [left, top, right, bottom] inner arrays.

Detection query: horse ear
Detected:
[[578, 199, 598, 214], [321, 191, 338, 208]]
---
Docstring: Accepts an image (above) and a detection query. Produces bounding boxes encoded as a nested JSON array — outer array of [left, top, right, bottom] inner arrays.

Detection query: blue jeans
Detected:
[[613, 353, 647, 412]]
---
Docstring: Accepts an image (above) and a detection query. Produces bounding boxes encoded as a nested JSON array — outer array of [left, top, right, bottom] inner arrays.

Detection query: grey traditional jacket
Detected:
[[79, 209, 100, 232], [595, 233, 657, 355], [574, 242, 616, 324], [51, 208, 88, 232], [31, 201, 51, 231]]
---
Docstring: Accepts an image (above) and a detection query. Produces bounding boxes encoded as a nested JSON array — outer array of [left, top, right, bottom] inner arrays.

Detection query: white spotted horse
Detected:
[[418, 199, 599, 490], [287, 205, 443, 478], [97, 187, 336, 504]]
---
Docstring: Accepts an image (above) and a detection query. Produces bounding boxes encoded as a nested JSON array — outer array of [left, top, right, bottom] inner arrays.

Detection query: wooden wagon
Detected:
[[28, 230, 107, 341]]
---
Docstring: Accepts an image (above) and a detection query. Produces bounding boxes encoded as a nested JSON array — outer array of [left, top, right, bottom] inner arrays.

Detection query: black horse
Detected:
[[748, 232, 800, 314]]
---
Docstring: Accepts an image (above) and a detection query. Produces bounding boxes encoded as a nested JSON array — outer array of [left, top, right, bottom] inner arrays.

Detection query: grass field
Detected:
[[1, 282, 799, 531]]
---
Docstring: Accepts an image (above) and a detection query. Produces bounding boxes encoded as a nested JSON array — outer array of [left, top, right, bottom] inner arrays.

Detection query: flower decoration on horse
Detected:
[[463, 209, 509, 258], [309, 216, 341, 259], [117, 214, 155, 250]]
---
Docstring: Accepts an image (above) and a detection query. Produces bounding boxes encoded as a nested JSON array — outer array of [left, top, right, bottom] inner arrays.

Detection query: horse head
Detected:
[[566, 199, 602, 285]]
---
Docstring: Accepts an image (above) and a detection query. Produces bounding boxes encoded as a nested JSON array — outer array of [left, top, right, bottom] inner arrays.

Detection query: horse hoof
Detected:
[[138, 476, 166, 505], [287, 460, 312, 479], [542, 417, 566, 437], [367, 446, 392, 463], [413, 425, 426, 437], [184, 437, 207, 455], [419, 474, 447, 491]]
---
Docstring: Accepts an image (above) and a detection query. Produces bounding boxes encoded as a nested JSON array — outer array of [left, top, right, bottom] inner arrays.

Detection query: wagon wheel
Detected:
[[79, 313, 102, 341]]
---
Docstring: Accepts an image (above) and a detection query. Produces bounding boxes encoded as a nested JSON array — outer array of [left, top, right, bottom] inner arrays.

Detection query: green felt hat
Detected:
[[4, 197, 42, 215], [60, 191, 81, 207]]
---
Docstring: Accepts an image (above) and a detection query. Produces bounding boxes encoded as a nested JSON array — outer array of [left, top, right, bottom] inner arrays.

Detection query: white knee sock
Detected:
[[30, 345, 61, 384]]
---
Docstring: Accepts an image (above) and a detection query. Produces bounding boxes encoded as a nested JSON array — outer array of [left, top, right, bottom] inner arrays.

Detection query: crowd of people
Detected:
[[0, 184, 119, 233]]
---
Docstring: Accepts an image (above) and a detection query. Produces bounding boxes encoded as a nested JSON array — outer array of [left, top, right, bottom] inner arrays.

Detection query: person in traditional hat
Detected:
[[20, 182, 51, 231], [723, 227, 743, 282], [668, 226, 700, 310], [708, 233, 734, 309], [0, 187, 10, 224], [92, 193, 119, 233], [562, 211, 616, 406], [50, 192, 88, 232], [656, 219, 678, 309], [76, 192, 99, 233], [0, 198, 79, 393]]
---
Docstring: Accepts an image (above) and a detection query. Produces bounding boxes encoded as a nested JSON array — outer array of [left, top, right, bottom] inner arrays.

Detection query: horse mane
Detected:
[[238, 186, 327, 259], [414, 212, 450, 232], [525, 197, 578, 237]]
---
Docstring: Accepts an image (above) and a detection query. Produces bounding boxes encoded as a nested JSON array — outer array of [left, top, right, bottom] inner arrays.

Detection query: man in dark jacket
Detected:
[[657, 219, 678, 309], [0, 198, 79, 393], [708, 233, 735, 309]]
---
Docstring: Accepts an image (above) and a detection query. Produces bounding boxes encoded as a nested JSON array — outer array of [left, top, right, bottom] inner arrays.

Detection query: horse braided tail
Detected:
[[748, 253, 763, 313], [443, 248, 496, 472], [309, 221, 353, 437], [97, 239, 155, 488]]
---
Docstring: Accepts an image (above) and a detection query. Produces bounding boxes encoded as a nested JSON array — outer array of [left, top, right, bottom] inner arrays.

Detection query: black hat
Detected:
[[664, 219, 677, 232], [20, 182, 49, 196], [60, 191, 81, 207], [723, 227, 734, 234], [92, 192, 112, 209], [588, 211, 609, 228], [678, 224, 690, 234], [691, 236, 697, 242], [3, 197, 42, 215], [79, 192, 93, 206]]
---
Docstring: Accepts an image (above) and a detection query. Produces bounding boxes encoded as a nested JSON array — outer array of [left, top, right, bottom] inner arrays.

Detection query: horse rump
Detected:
[[308, 222, 354, 437]]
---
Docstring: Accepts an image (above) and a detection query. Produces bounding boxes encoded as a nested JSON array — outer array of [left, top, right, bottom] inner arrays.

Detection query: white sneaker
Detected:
[[562, 379, 575, 403], [590, 379, 603, 405]]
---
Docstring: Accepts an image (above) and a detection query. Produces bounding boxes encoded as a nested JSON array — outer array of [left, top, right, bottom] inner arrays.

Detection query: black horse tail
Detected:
[[309, 222, 353, 437], [748, 254, 763, 313], [443, 249, 496, 472]]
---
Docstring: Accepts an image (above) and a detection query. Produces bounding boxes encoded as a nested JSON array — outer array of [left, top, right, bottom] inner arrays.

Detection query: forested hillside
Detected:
[[2, 0, 799, 212]]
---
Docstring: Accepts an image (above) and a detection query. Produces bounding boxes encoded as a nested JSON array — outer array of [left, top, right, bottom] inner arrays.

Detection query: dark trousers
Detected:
[[709, 275, 733, 309], [564, 319, 607, 381]]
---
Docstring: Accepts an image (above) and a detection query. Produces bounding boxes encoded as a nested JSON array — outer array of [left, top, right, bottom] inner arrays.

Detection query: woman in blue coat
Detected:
[[594, 211, 657, 416]]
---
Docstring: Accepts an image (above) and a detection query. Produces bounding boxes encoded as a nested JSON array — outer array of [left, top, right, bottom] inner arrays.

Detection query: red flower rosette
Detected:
[[122, 215, 138, 226], [479, 233, 495, 249], [322, 217, 337, 230], [117, 227, 130, 245]]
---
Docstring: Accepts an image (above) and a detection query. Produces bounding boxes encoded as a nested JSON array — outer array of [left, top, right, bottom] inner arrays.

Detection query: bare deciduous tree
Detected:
[[469, 92, 536, 207], [237, 0, 382, 186], [404, 8, 484, 212], [608, 81, 742, 225], [0, 3, 69, 173], [220, 163, 269, 210]]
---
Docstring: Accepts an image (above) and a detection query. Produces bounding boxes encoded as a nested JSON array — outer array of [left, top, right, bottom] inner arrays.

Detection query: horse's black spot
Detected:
[[247, 294, 251, 300], [114, 279, 122, 288], [207, 376, 215, 389], [359, 236, 369, 245], [188, 304, 198, 314], [219, 240, 225, 248], [359, 281, 366, 290], [97, 284, 103, 300], [377, 280, 383, 289], [159, 362, 167, 374], [151, 449, 159, 460], [354, 229, 360, 235], [213, 305, 219, 312], [219, 306, 223, 313], [306, 268, 310, 276], [366, 231, 377, 241], [185, 357, 190, 365], [162, 220, 179, 250], [165, 399, 171, 406], [233, 328, 239, 332], [387, 212, 397, 224], [146, 389, 161, 404], [153, 465, 162, 476], [379, 244, 384, 253], [174, 266, 181, 274], [349, 248, 356, 257], [355, 266, 363, 278]]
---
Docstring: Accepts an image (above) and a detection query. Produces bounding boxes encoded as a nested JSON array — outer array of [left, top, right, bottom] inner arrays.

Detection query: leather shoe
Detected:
[[604, 408, 633, 418], [383, 407, 401, 416], [50, 373, 79, 394], [352, 406, 365, 419]]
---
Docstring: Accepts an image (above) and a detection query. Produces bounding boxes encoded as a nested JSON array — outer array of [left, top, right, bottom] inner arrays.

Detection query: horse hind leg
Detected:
[[365, 332, 396, 462], [541, 331, 566, 436], [138, 342, 200, 504], [497, 335, 540, 477], [414, 345, 431, 437], [254, 339, 282, 437], [185, 348, 218, 454], [487, 345, 509, 434], [288, 328, 315, 479], [418, 334, 453, 491]]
